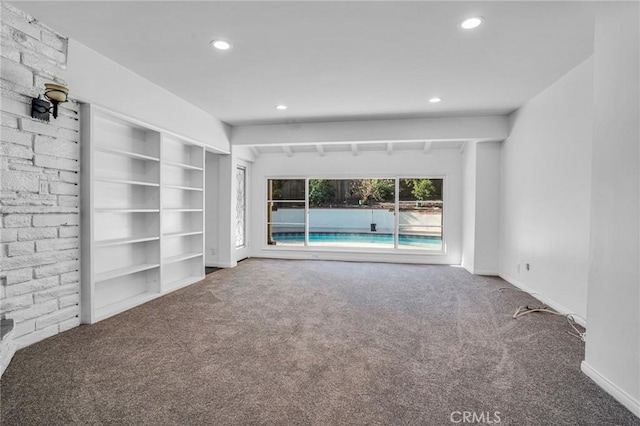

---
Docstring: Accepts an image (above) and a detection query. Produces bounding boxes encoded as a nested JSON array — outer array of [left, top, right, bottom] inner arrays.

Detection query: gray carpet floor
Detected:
[[1, 259, 638, 425]]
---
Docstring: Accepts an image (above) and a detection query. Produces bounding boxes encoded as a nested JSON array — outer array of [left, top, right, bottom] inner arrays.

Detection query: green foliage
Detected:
[[309, 179, 336, 206], [350, 179, 394, 203], [410, 179, 436, 200]]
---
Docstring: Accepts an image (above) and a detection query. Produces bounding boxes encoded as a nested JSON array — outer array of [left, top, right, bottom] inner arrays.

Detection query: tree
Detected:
[[350, 179, 394, 204], [309, 179, 336, 206], [410, 178, 436, 200]]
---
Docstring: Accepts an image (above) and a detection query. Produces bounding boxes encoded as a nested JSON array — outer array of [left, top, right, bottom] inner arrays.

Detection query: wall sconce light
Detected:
[[31, 83, 69, 122]]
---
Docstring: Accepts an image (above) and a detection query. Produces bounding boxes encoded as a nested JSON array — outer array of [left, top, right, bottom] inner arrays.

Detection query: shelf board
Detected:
[[95, 291, 159, 322], [95, 263, 160, 283], [164, 184, 203, 192], [163, 252, 202, 265], [163, 231, 203, 239], [95, 208, 160, 213], [163, 208, 203, 213], [94, 177, 160, 187], [163, 275, 204, 292], [162, 160, 203, 171], [95, 236, 159, 248], [95, 146, 160, 162]]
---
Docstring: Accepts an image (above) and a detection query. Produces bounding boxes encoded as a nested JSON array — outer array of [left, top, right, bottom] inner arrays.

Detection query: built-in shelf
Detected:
[[162, 160, 203, 171], [94, 263, 160, 283], [163, 231, 203, 239], [163, 252, 202, 265], [95, 146, 160, 162], [163, 208, 203, 212], [95, 236, 160, 248], [82, 105, 206, 324], [164, 184, 203, 192], [95, 292, 159, 322], [163, 276, 203, 292], [94, 177, 160, 187], [95, 208, 160, 213]]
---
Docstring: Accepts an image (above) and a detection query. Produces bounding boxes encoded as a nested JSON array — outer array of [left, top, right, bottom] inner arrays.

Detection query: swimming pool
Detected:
[[272, 232, 442, 249]]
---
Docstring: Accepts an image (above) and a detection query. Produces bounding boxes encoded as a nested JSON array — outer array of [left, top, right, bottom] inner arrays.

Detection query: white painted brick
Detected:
[[0, 57, 33, 87], [7, 240, 35, 257], [4, 267, 33, 285], [59, 171, 79, 183], [35, 305, 78, 330], [58, 316, 79, 332], [8, 299, 58, 323], [0, 6, 42, 39], [7, 29, 66, 64], [20, 52, 65, 78], [0, 127, 33, 146], [17, 227, 56, 241], [7, 163, 40, 173], [12, 319, 35, 337], [19, 118, 76, 140], [1, 44, 21, 62], [0, 228, 18, 243], [3, 214, 31, 228], [58, 293, 79, 309], [0, 141, 33, 159], [33, 154, 79, 171], [2, 249, 77, 270], [0, 76, 40, 98], [49, 181, 77, 195], [58, 195, 78, 207], [34, 136, 78, 159], [5, 276, 58, 297], [33, 259, 77, 278], [14, 324, 58, 349], [0, 206, 77, 214], [60, 271, 79, 284], [36, 237, 78, 252], [33, 283, 78, 304], [40, 31, 66, 52], [0, 169, 39, 192], [1, 294, 33, 312], [32, 213, 78, 227], [2, 194, 57, 207], [58, 226, 78, 238], [1, 113, 19, 128]]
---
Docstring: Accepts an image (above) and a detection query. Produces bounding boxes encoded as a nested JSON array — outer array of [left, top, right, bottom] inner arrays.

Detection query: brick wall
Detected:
[[1, 3, 80, 358]]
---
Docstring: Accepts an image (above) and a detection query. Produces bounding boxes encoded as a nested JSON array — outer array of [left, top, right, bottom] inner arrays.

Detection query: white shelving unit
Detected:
[[81, 105, 206, 324]]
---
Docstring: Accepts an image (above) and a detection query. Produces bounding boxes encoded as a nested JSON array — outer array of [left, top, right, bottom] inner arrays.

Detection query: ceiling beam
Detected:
[[282, 145, 293, 157], [351, 143, 358, 156], [387, 142, 393, 155], [423, 141, 432, 154], [315, 144, 326, 156]]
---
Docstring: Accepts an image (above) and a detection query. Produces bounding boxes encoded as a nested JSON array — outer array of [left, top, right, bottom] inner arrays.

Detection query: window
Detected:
[[235, 166, 247, 248], [266, 178, 444, 252]]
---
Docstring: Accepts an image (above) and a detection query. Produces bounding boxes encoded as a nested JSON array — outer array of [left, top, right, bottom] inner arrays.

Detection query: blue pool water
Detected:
[[273, 232, 441, 248]]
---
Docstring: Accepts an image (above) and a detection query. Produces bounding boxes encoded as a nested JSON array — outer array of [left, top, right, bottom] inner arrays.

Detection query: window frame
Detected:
[[264, 175, 447, 255]]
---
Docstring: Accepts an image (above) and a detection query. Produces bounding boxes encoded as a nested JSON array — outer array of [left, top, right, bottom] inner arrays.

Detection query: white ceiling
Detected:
[[14, 1, 595, 126]]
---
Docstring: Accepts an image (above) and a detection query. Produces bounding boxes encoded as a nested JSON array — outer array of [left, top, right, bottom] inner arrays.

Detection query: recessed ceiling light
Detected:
[[211, 40, 232, 50], [429, 97, 442, 103], [460, 17, 483, 29], [275, 105, 288, 110]]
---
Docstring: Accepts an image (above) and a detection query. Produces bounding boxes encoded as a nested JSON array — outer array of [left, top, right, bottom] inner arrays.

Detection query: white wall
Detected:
[[249, 148, 462, 264], [205, 152, 220, 266], [67, 40, 230, 153], [474, 142, 501, 275], [461, 142, 477, 272], [499, 57, 593, 319], [582, 2, 640, 416]]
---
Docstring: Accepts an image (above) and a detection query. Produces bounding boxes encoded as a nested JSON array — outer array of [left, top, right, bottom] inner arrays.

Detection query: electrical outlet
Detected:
[[526, 263, 531, 271], [211, 248, 216, 255], [517, 264, 521, 273], [39, 181, 48, 194]]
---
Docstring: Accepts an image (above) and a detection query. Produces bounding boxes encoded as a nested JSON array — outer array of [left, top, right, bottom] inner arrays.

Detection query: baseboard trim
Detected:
[[206, 261, 236, 268], [499, 274, 586, 328], [473, 269, 499, 276], [581, 361, 640, 417], [0, 330, 17, 378]]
